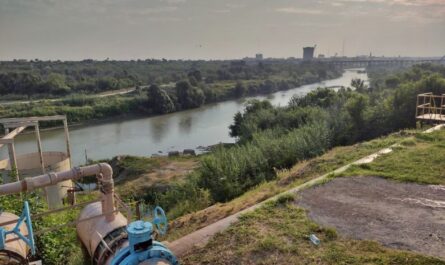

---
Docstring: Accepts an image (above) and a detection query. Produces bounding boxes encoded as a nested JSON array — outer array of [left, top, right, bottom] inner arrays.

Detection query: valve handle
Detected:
[[152, 206, 168, 236]]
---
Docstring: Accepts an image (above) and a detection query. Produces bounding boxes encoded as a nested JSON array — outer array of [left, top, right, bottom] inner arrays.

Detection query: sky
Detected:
[[0, 0, 444, 60]]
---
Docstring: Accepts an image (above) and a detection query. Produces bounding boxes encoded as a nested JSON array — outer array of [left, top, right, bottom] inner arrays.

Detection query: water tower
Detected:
[[303, 45, 316, 61], [0, 115, 72, 209]]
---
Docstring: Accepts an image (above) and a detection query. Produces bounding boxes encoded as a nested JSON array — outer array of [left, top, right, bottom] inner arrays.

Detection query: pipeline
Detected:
[[0, 163, 178, 265], [0, 163, 115, 221]]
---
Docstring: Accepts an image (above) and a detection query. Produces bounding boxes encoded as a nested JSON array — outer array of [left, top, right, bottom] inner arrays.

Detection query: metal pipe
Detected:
[[76, 202, 127, 263], [0, 163, 115, 221]]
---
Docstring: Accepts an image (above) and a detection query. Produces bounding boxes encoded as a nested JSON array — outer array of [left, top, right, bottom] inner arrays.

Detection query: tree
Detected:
[[175, 80, 205, 109], [188, 70, 202, 82], [19, 73, 42, 98], [233, 82, 246, 97], [345, 94, 367, 140], [385, 76, 400, 88], [351, 78, 366, 92], [147, 84, 175, 114], [229, 112, 244, 137], [44, 73, 71, 95]]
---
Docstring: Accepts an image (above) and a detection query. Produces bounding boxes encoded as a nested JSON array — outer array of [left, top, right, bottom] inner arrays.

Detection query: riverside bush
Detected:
[[199, 122, 330, 202]]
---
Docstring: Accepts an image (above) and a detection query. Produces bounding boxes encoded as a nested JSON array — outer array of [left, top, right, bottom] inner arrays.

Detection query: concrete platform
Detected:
[[416, 114, 445, 121]]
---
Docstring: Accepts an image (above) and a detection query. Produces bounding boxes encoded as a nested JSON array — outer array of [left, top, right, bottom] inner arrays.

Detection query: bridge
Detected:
[[313, 56, 445, 68]]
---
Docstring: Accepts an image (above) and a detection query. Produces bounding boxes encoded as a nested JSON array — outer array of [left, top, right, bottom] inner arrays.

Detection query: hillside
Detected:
[[178, 128, 445, 264]]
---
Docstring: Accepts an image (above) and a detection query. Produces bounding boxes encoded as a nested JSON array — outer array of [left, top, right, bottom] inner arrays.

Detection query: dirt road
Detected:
[[0, 86, 140, 106]]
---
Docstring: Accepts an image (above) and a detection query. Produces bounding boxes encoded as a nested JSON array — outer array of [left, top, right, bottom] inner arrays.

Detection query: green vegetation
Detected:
[[181, 199, 444, 265], [340, 129, 445, 185], [0, 59, 215, 97], [148, 63, 445, 222], [0, 94, 144, 124], [0, 60, 340, 125], [147, 84, 175, 114]]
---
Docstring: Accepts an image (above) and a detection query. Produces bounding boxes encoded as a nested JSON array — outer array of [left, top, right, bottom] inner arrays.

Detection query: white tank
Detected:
[[0, 151, 72, 209]]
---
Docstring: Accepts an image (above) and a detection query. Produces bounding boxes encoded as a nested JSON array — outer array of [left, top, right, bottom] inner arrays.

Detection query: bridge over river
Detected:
[[314, 56, 445, 68]]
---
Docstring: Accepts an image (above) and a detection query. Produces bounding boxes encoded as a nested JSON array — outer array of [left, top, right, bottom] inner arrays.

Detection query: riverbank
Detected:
[[3, 76, 343, 133], [2, 68, 366, 166], [0, 64, 342, 129]]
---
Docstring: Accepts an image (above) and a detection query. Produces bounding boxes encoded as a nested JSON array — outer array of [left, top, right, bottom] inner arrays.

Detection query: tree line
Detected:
[[0, 62, 340, 128], [0, 60, 338, 99], [145, 62, 340, 115]]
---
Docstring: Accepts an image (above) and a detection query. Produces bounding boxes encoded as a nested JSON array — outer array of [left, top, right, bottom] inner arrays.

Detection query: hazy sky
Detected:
[[1, 0, 444, 60]]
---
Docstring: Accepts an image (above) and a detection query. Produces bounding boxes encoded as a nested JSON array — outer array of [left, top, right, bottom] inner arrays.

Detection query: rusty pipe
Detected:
[[0, 163, 115, 221]]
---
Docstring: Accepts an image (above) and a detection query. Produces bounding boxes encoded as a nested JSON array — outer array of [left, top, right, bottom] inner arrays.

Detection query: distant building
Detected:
[[303, 46, 315, 61], [255, 53, 263, 60], [318, 54, 325, 59]]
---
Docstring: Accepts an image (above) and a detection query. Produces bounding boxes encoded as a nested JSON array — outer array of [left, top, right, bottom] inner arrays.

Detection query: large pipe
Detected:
[[0, 212, 28, 264], [0, 163, 115, 221], [0, 163, 118, 263], [77, 202, 127, 264]]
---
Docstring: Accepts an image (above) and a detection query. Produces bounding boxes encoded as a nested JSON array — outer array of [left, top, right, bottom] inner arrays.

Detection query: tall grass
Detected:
[[155, 121, 332, 217], [198, 121, 331, 202]]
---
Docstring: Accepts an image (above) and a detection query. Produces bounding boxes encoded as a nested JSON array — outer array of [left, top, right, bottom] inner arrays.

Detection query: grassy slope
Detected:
[[166, 131, 407, 241], [181, 196, 444, 265], [179, 128, 445, 264], [22, 128, 445, 264], [339, 129, 445, 185]]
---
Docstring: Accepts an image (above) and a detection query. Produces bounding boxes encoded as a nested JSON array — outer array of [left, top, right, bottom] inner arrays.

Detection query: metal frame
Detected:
[[0, 201, 35, 255], [416, 93, 445, 123], [0, 115, 71, 181]]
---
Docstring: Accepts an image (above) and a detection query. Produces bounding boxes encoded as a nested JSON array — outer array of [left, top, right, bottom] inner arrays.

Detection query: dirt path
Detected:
[[116, 159, 198, 197], [296, 176, 445, 259], [0, 86, 141, 106]]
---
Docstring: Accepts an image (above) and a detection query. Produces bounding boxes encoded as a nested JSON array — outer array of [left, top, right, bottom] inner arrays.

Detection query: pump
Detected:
[[111, 207, 178, 265]]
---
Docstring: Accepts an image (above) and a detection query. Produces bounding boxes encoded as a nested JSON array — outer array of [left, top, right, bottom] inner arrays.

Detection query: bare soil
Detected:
[[296, 176, 445, 259], [116, 159, 198, 197]]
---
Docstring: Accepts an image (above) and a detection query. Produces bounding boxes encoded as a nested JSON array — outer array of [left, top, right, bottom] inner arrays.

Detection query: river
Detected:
[[1, 69, 368, 166]]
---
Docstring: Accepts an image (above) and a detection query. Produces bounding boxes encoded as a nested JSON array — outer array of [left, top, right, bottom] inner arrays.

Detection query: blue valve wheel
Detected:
[[152, 206, 168, 236]]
